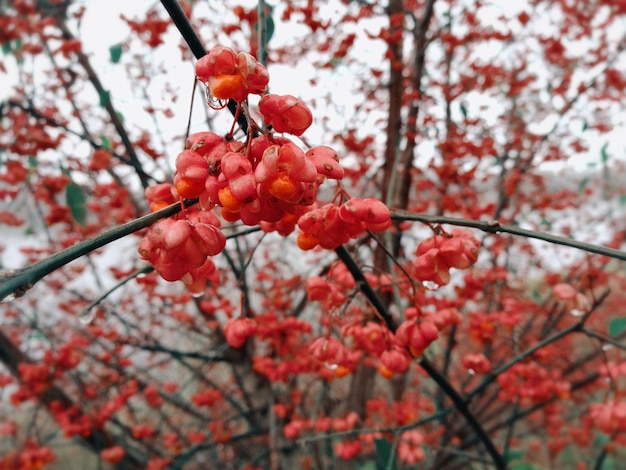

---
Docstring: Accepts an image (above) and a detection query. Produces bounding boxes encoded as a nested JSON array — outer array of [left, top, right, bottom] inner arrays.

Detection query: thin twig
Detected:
[[391, 211, 626, 261], [159, 0, 249, 134], [334, 245, 506, 469], [0, 199, 196, 301]]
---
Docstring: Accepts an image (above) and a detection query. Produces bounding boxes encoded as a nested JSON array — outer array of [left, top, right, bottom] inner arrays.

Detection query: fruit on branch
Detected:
[[413, 229, 480, 286], [138, 210, 223, 293], [394, 320, 439, 357], [223, 317, 257, 348], [379, 347, 411, 378], [462, 352, 491, 374], [140, 46, 389, 294], [259, 94, 313, 136], [173, 150, 210, 199], [297, 198, 391, 250], [195, 45, 269, 102]]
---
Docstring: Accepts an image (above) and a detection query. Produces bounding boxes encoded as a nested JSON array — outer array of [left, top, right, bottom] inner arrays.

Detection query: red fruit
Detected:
[[305, 276, 330, 301], [283, 420, 304, 439], [335, 440, 362, 460], [191, 223, 226, 256], [395, 320, 438, 356], [174, 150, 210, 198], [259, 94, 313, 136], [306, 146, 344, 180], [209, 74, 246, 101], [237, 51, 269, 95], [340, 198, 390, 225], [249, 134, 291, 163], [268, 174, 301, 202], [418, 321, 439, 344], [179, 238, 208, 268], [462, 353, 491, 373], [218, 186, 245, 213], [183, 258, 219, 293], [413, 248, 451, 286], [439, 238, 472, 269], [195, 46, 238, 82], [223, 317, 257, 348], [380, 348, 411, 375], [191, 389, 221, 407], [308, 337, 347, 364], [221, 152, 252, 179], [221, 207, 241, 222], [164, 220, 192, 249], [256, 143, 316, 183], [145, 183, 177, 211], [297, 231, 319, 250], [100, 446, 125, 465], [186, 131, 224, 155], [228, 174, 257, 202]]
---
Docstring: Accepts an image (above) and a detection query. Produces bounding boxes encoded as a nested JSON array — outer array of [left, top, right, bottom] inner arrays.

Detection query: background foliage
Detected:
[[1, 0, 626, 469]]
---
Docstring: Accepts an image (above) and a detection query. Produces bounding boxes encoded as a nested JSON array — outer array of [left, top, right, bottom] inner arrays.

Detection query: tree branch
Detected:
[[159, 0, 249, 134], [0, 199, 196, 301], [391, 210, 626, 261], [334, 245, 506, 469], [0, 328, 146, 468], [53, 18, 152, 189], [0, 200, 261, 301]]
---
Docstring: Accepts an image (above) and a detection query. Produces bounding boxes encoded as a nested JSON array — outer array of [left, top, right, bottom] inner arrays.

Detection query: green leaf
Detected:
[[460, 103, 468, 118], [578, 177, 589, 194], [374, 438, 398, 470], [609, 317, 626, 337], [504, 448, 524, 462], [601, 142, 609, 165], [100, 136, 112, 151], [66, 181, 87, 226], [540, 218, 552, 229], [582, 121, 588, 132], [510, 464, 536, 470], [2, 39, 22, 55], [109, 44, 123, 63], [357, 462, 377, 470], [620, 194, 626, 205], [99, 90, 111, 108]]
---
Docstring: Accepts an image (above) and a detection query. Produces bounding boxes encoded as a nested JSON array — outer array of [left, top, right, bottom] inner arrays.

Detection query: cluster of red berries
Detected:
[[375, 319, 440, 379], [589, 401, 626, 435], [140, 46, 384, 293], [412, 229, 480, 286], [170, 131, 346, 227], [195, 45, 269, 102], [138, 209, 224, 293], [297, 197, 391, 250]]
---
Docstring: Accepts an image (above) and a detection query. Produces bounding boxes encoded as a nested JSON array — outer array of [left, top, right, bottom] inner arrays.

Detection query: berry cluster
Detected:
[[297, 197, 391, 250], [138, 210, 224, 293], [412, 229, 480, 286], [173, 132, 345, 226], [139, 46, 389, 293], [258, 94, 313, 136], [195, 45, 269, 102]]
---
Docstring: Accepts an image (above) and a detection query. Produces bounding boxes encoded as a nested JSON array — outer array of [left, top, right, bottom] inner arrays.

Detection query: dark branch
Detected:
[[391, 211, 626, 262], [334, 245, 505, 469], [159, 0, 249, 134]]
